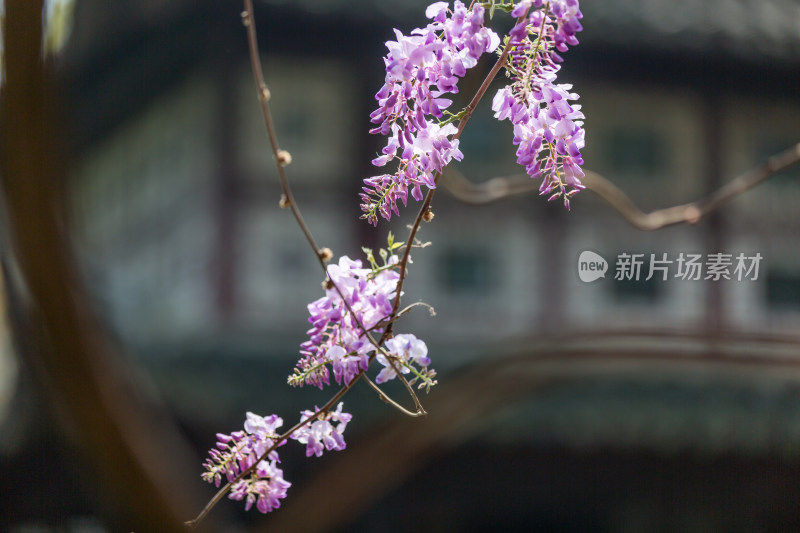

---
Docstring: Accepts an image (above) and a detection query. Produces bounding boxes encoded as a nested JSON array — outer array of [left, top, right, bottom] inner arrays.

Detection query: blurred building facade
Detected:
[[64, 0, 800, 350]]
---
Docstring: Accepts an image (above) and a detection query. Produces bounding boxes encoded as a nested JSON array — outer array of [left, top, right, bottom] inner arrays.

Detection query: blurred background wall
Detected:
[[1, 0, 800, 531]]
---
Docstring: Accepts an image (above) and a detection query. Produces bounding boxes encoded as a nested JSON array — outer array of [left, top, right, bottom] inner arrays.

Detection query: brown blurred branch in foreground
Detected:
[[0, 1, 207, 531], [441, 142, 800, 230]]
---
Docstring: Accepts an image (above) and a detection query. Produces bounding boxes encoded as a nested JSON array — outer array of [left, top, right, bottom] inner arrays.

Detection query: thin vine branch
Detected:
[[241, 4, 319, 256], [188, 5, 385, 528], [192, 4, 532, 529], [239, 3, 425, 417], [363, 375, 426, 418], [189, 0, 443, 526], [440, 142, 800, 230]]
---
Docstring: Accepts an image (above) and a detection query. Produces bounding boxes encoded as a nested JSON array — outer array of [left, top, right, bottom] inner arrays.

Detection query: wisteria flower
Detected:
[[290, 402, 353, 458], [376, 333, 437, 391], [492, 0, 585, 208], [202, 413, 284, 488], [362, 1, 500, 225], [289, 253, 400, 389], [202, 412, 291, 514], [228, 458, 291, 514]]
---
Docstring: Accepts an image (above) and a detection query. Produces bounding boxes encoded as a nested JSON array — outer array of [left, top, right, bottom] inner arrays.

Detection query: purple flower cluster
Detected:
[[492, 0, 585, 209], [202, 412, 291, 513], [289, 251, 436, 393], [202, 403, 354, 513], [289, 402, 353, 458], [376, 333, 437, 391], [289, 255, 400, 389], [361, 1, 500, 225]]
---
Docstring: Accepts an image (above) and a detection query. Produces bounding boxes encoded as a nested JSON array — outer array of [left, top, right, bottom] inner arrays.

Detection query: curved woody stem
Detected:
[[189, 3, 520, 529], [245, 0, 416, 387], [440, 142, 800, 230], [240, 2, 423, 413]]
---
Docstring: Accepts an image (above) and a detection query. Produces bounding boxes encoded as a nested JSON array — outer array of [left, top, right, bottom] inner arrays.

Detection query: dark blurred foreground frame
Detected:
[[0, 1, 213, 531]]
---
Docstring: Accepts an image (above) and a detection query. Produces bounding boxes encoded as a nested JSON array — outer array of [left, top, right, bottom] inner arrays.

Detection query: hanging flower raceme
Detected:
[[361, 1, 501, 225], [492, 0, 585, 209], [202, 412, 291, 513], [288, 246, 436, 393], [201, 405, 355, 514]]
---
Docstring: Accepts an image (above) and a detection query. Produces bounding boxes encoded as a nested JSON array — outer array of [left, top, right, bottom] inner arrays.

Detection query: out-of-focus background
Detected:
[[2, 0, 800, 531]]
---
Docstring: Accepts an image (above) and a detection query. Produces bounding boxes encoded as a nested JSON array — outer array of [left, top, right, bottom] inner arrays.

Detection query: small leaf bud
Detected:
[[277, 149, 292, 166]]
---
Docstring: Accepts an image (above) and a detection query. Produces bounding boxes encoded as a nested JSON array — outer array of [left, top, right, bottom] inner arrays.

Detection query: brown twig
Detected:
[[239, 3, 424, 417], [362, 375, 426, 418], [240, 4, 319, 256], [193, 5, 533, 528], [440, 142, 800, 231], [188, 4, 379, 528], [188, 1, 437, 527]]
